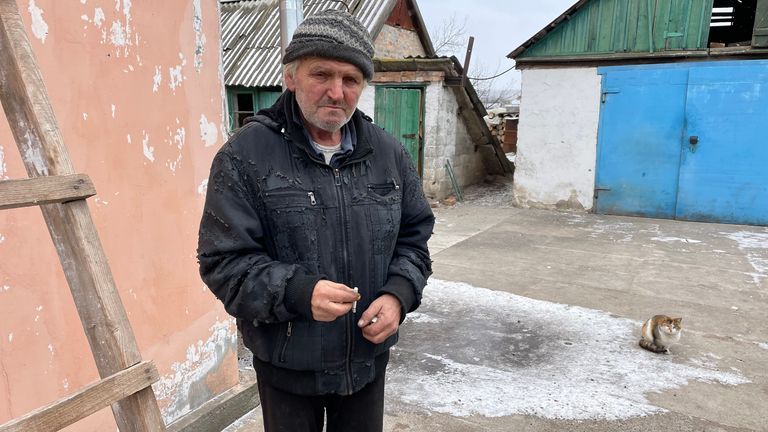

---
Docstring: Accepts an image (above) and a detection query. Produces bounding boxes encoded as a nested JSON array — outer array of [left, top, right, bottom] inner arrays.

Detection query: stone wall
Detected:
[[374, 24, 427, 59]]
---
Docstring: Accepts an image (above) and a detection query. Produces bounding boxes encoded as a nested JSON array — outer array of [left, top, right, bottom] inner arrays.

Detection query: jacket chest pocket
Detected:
[[365, 182, 402, 256], [263, 189, 320, 271]]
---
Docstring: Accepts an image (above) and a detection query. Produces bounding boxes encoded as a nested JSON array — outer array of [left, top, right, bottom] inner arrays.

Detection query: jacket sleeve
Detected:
[[197, 149, 321, 324], [378, 145, 435, 318]]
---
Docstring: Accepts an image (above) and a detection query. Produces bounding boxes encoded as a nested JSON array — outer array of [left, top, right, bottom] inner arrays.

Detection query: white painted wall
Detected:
[[514, 67, 602, 210], [358, 85, 376, 119], [421, 83, 449, 199]]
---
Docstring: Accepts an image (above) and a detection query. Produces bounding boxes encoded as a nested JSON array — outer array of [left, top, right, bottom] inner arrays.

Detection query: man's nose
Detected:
[[326, 77, 344, 101]]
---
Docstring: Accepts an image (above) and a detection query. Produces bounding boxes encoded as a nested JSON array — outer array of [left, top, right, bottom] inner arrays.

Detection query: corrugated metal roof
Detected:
[[221, 0, 396, 87]]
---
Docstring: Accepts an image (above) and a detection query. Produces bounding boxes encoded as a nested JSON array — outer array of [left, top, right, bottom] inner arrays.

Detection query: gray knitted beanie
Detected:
[[283, 9, 375, 80]]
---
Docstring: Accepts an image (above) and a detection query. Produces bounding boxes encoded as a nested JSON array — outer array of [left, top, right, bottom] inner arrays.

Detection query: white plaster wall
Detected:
[[422, 83, 453, 199], [514, 67, 602, 210], [358, 85, 376, 119]]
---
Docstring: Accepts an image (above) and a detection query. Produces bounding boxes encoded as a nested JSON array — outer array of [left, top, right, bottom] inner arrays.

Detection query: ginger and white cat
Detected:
[[639, 315, 682, 353]]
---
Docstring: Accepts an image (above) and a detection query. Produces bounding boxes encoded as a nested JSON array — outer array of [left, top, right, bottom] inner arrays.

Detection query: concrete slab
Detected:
[[225, 203, 768, 431]]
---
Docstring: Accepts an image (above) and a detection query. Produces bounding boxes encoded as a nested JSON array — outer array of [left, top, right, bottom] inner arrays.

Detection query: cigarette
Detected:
[[352, 287, 358, 314], [367, 316, 378, 326]]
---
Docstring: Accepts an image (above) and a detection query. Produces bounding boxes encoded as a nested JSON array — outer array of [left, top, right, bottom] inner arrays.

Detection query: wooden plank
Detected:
[[0, 1, 166, 431], [0, 361, 160, 432], [0, 174, 96, 210], [166, 373, 259, 432]]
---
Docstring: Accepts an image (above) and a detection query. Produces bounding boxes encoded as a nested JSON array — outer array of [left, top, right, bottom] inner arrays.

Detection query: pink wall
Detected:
[[0, 1, 237, 429]]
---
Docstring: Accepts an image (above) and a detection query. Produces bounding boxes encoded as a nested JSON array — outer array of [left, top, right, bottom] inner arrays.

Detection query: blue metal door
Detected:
[[595, 66, 689, 218], [677, 63, 768, 224], [596, 60, 768, 225]]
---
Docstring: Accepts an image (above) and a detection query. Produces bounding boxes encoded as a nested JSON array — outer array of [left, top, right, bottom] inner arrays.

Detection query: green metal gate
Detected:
[[374, 86, 423, 174]]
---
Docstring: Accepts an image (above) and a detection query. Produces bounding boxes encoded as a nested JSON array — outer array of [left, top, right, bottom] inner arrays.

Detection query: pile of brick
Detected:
[[485, 105, 520, 154]]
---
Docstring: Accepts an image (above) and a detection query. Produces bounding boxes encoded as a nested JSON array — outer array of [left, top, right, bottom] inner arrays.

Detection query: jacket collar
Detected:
[[248, 91, 373, 165]]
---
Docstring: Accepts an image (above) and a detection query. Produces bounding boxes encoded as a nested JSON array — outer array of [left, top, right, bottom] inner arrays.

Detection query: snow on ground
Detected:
[[723, 230, 768, 285], [387, 279, 749, 421]]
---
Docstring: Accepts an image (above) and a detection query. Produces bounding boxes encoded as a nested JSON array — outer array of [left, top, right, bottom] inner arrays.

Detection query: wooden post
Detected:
[[461, 36, 474, 88], [0, 1, 165, 430]]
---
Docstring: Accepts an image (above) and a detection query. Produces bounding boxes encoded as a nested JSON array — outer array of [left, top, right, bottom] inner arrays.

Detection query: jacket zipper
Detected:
[[279, 321, 292, 363], [368, 178, 400, 193], [333, 167, 354, 394]]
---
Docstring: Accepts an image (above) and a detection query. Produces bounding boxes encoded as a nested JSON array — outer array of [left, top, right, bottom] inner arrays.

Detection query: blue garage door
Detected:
[[595, 60, 768, 225]]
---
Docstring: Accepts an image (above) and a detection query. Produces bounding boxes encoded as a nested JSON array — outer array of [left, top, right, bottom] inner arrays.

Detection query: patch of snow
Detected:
[[651, 237, 702, 244], [388, 279, 749, 421], [723, 231, 768, 284]]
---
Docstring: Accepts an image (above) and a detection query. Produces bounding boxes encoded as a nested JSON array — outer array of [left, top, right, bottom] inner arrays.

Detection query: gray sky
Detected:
[[416, 0, 577, 89]]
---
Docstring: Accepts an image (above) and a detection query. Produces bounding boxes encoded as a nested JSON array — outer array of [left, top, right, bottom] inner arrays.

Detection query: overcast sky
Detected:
[[416, 0, 577, 89]]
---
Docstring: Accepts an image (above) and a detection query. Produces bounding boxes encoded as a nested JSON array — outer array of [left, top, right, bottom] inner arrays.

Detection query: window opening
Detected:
[[709, 0, 757, 47], [234, 92, 255, 128]]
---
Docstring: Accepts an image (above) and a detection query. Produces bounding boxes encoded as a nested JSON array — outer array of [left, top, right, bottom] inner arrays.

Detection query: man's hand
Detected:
[[357, 294, 401, 344], [311, 280, 360, 322]]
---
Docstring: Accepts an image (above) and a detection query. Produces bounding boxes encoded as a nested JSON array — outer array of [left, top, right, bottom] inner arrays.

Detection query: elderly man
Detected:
[[197, 9, 434, 432]]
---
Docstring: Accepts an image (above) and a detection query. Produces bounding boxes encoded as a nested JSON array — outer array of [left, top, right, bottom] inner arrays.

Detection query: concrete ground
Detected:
[[225, 182, 768, 432]]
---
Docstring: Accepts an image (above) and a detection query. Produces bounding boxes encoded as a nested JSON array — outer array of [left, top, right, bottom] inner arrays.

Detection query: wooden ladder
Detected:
[[0, 1, 166, 431]]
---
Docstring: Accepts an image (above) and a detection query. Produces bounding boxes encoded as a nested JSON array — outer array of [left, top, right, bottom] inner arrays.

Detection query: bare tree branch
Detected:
[[430, 14, 520, 109], [430, 13, 468, 56]]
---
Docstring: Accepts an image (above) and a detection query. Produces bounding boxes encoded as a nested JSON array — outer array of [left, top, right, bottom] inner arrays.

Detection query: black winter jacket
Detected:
[[197, 91, 434, 396]]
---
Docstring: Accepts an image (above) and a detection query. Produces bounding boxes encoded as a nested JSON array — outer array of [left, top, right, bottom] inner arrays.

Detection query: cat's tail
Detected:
[[639, 338, 665, 353]]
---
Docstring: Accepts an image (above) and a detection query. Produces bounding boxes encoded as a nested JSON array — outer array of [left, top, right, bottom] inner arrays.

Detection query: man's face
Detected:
[[285, 57, 365, 133]]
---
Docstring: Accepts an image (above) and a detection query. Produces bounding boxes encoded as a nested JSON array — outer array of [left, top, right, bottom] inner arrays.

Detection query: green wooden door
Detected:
[[374, 86, 423, 174]]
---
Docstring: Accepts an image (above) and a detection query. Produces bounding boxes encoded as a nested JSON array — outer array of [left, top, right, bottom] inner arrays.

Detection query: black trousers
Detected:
[[256, 369, 386, 432]]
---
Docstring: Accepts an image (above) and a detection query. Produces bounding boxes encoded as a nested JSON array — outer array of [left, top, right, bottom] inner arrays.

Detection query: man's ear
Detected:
[[284, 69, 296, 91]]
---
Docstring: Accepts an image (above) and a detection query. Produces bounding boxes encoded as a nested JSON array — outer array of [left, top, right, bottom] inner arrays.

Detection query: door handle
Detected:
[[689, 135, 699, 153], [402, 133, 417, 139]]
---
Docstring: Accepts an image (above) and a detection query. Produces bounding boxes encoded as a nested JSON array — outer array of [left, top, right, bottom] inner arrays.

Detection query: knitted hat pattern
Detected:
[[283, 9, 375, 80]]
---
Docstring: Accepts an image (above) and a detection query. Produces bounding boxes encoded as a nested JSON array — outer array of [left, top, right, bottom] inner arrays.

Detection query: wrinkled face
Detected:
[[284, 57, 365, 133]]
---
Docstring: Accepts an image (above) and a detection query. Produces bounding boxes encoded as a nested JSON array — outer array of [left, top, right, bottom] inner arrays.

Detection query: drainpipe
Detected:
[[279, 0, 304, 90]]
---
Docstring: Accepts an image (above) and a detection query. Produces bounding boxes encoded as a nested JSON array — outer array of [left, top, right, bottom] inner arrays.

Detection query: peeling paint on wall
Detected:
[[152, 66, 162, 92], [107, 0, 133, 56], [0, 146, 8, 179], [93, 7, 105, 28], [167, 125, 186, 173], [152, 320, 237, 424], [169, 54, 187, 92], [27, 0, 49, 43], [142, 130, 154, 162], [197, 179, 208, 196], [199, 115, 218, 147], [192, 0, 206, 72]]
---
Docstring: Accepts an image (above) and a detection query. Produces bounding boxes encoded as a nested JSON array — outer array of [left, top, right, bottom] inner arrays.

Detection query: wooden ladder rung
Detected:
[[0, 173, 96, 211], [0, 361, 160, 432]]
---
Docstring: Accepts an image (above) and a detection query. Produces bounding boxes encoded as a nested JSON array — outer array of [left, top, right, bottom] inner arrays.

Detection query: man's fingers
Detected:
[[319, 281, 360, 303]]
